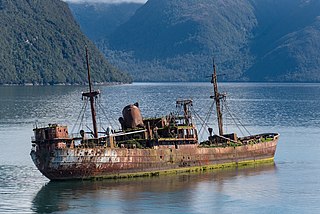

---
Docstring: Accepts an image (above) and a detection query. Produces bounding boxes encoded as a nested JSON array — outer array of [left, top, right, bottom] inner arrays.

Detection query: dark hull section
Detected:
[[31, 136, 278, 180]]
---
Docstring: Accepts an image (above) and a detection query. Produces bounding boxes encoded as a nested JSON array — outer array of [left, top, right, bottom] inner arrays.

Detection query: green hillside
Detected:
[[105, 0, 257, 81], [0, 0, 131, 85], [69, 0, 320, 82], [247, 0, 320, 81]]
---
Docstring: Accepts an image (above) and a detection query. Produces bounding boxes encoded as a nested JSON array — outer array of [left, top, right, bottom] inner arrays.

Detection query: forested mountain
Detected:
[[107, 0, 256, 81], [69, 0, 320, 82], [247, 0, 320, 81], [68, 2, 142, 42], [0, 0, 131, 85]]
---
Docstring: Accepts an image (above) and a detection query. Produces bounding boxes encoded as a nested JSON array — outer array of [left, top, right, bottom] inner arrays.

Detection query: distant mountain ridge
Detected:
[[68, 2, 142, 42], [247, 0, 320, 81], [0, 0, 131, 85], [69, 0, 320, 82]]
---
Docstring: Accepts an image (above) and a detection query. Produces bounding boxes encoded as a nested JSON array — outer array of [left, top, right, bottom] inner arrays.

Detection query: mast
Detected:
[[211, 59, 224, 136], [82, 47, 100, 138]]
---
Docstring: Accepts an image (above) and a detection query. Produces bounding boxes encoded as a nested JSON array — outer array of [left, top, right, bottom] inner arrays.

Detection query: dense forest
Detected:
[[69, 0, 320, 82], [0, 0, 131, 85]]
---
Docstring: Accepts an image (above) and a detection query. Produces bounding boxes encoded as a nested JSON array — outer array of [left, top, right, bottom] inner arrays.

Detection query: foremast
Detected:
[[82, 47, 100, 138], [210, 59, 225, 136]]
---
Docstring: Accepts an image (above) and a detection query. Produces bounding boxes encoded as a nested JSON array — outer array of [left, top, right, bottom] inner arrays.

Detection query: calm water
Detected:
[[1, 82, 320, 213]]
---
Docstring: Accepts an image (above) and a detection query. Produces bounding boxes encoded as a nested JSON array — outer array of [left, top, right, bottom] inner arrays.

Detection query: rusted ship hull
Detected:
[[31, 134, 278, 180], [30, 53, 280, 181]]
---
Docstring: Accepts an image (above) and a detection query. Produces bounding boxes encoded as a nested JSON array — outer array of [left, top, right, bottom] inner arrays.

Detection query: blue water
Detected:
[[1, 82, 320, 213]]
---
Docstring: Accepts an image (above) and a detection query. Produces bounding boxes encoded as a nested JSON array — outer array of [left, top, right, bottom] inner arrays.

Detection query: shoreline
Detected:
[[0, 82, 129, 86]]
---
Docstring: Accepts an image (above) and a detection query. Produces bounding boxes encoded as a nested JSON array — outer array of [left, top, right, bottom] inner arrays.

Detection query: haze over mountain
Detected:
[[0, 0, 131, 85], [68, 2, 143, 41], [247, 0, 320, 81], [69, 0, 320, 82], [65, 0, 147, 3]]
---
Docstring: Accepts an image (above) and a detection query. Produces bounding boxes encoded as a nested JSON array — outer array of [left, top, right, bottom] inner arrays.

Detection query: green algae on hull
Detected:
[[91, 157, 275, 180]]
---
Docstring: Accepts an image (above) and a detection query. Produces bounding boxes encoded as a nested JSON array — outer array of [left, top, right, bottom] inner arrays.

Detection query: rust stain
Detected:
[[30, 56, 280, 181], [31, 130, 278, 180]]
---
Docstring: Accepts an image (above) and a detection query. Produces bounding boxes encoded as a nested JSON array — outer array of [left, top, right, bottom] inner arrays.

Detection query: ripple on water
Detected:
[[0, 165, 47, 213]]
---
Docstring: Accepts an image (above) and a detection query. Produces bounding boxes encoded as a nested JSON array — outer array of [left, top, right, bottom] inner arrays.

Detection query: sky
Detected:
[[64, 0, 147, 3]]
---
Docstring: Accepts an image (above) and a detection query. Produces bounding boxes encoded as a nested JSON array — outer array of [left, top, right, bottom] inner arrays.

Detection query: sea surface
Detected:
[[1, 82, 320, 213]]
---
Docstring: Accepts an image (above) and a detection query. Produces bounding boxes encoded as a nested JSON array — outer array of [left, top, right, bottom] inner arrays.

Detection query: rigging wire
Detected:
[[222, 98, 227, 133], [191, 107, 208, 129], [97, 100, 121, 130], [96, 97, 103, 131], [191, 96, 252, 139], [197, 101, 216, 136], [223, 100, 251, 136], [71, 99, 88, 135], [79, 99, 89, 134], [192, 106, 217, 140], [199, 101, 215, 133]]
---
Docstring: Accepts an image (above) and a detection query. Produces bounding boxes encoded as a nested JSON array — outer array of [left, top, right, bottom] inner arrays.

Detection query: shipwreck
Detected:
[[31, 49, 279, 180]]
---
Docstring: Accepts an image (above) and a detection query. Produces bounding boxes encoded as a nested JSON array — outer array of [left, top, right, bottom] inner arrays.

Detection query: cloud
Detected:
[[64, 0, 147, 3]]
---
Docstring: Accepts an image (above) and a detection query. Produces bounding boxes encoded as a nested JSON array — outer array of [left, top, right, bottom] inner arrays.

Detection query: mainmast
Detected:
[[82, 47, 100, 138], [211, 59, 225, 136]]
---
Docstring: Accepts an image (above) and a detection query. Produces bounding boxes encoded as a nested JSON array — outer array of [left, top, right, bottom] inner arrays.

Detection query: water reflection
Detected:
[[0, 165, 46, 213], [32, 164, 276, 213], [2, 82, 320, 213]]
